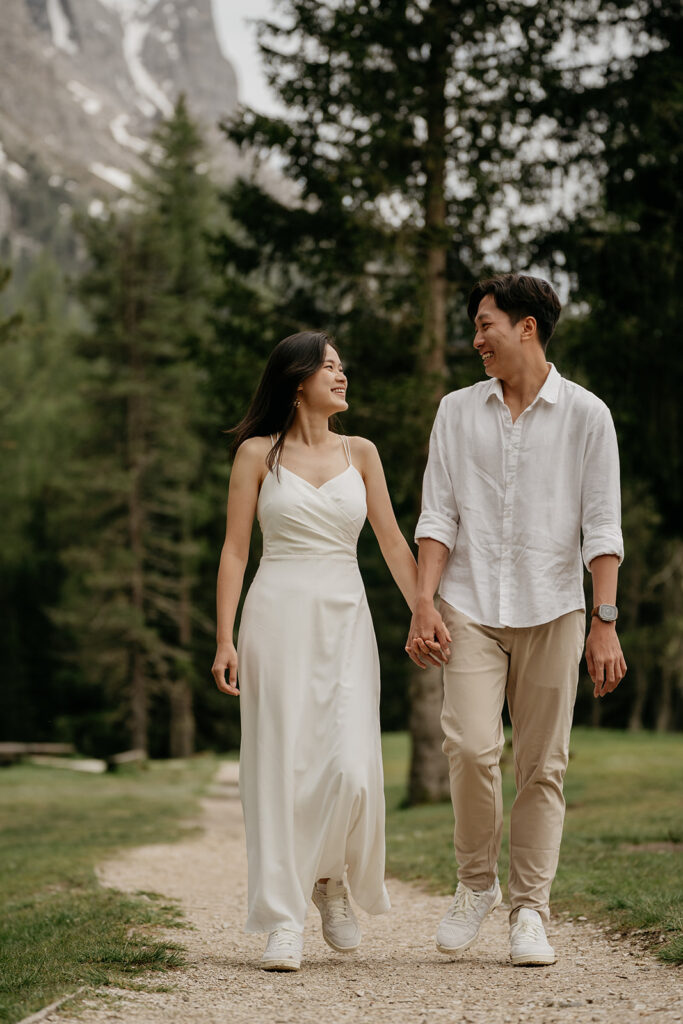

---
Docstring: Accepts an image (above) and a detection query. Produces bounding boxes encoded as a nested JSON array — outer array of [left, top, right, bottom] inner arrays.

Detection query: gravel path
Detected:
[[45, 762, 681, 1024]]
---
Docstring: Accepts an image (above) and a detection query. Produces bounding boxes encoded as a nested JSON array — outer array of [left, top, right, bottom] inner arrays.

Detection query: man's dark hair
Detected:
[[467, 273, 561, 350]]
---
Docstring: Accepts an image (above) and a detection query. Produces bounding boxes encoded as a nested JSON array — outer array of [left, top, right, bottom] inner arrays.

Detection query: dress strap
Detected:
[[269, 433, 281, 467], [341, 435, 352, 467]]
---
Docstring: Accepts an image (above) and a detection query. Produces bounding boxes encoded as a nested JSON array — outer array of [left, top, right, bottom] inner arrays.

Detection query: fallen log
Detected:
[[27, 755, 107, 774], [106, 749, 147, 770], [0, 742, 76, 765]]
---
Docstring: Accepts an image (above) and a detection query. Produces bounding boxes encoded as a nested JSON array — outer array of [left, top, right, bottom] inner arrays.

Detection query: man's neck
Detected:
[[501, 359, 551, 422]]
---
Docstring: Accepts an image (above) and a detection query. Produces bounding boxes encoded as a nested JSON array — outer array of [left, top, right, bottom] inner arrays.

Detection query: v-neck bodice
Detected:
[[257, 460, 367, 561]]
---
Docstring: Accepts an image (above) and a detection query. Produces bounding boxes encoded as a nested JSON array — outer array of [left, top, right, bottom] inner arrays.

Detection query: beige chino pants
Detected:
[[438, 599, 586, 924]]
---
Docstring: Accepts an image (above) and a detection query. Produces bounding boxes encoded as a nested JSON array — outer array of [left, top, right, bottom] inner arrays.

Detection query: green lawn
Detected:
[[0, 756, 218, 1024], [2, 732, 679, 1024], [383, 728, 683, 964]]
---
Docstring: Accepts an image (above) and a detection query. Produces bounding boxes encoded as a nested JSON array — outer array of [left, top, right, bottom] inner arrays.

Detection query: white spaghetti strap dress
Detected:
[[237, 435, 391, 933]]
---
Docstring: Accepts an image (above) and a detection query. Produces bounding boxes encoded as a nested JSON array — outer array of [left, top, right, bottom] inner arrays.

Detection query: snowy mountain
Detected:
[[0, 0, 240, 255]]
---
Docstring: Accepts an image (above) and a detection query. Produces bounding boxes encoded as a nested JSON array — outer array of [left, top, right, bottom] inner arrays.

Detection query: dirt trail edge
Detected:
[[45, 762, 681, 1024]]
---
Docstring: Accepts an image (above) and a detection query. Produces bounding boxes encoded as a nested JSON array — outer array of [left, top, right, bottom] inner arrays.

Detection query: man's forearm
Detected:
[[415, 538, 450, 605], [589, 554, 620, 608], [406, 537, 452, 667], [586, 553, 626, 695]]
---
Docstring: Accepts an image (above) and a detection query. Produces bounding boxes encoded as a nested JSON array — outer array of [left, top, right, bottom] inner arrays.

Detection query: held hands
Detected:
[[212, 641, 240, 696], [585, 620, 627, 698], [405, 599, 452, 669]]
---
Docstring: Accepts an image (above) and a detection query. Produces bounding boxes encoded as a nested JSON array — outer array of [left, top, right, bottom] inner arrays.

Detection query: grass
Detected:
[[0, 756, 218, 1024], [2, 732, 680, 1023], [382, 727, 683, 965]]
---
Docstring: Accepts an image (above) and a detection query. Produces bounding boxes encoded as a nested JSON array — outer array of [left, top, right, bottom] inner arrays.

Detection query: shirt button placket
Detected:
[[500, 414, 521, 625]]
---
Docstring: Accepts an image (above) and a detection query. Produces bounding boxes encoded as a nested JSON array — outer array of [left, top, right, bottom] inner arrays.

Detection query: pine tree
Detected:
[[139, 96, 225, 757], [56, 99, 223, 754], [56, 214, 164, 753], [0, 256, 86, 742], [221, 0, 573, 801], [532, 0, 683, 730], [534, 0, 682, 533]]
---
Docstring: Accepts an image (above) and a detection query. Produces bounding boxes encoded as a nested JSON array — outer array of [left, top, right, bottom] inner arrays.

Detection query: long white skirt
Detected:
[[237, 556, 391, 933]]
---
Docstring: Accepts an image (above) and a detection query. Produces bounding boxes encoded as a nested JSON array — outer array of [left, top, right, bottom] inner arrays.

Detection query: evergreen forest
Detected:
[[1, 0, 681, 775]]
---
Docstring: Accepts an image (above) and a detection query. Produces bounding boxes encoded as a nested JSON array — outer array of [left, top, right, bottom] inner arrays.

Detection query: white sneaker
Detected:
[[260, 928, 303, 971], [436, 878, 502, 954], [510, 908, 556, 966], [312, 879, 361, 952]]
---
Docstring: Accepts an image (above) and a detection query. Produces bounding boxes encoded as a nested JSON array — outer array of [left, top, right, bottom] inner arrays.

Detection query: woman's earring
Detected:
[[294, 399, 301, 408]]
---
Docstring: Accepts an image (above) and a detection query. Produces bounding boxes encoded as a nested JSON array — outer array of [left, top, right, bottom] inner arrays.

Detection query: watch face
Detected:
[[599, 604, 618, 622]]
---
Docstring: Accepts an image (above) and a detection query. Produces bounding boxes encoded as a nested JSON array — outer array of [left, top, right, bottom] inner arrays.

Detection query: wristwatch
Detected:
[[591, 604, 618, 623]]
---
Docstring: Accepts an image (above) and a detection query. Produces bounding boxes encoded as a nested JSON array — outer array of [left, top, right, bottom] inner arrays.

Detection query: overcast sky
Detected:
[[212, 0, 281, 114]]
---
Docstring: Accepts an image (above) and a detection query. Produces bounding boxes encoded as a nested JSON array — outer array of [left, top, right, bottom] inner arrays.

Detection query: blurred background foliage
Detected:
[[1, 0, 681, 762]]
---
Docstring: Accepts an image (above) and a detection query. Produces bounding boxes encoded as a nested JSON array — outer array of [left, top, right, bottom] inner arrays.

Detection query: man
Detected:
[[407, 273, 626, 967]]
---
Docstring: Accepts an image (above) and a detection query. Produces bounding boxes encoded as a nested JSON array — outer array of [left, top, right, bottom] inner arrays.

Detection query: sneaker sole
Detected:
[[312, 892, 361, 954], [511, 953, 557, 967], [260, 959, 301, 971], [436, 886, 503, 956], [321, 935, 361, 954]]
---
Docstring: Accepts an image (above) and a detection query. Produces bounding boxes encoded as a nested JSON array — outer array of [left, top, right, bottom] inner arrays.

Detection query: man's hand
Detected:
[[405, 599, 452, 669], [585, 620, 627, 697]]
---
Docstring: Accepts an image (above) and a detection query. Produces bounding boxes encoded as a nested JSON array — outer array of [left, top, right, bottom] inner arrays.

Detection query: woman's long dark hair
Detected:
[[230, 331, 342, 471]]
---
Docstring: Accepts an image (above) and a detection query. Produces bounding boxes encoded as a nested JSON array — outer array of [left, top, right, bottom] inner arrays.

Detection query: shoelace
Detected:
[[444, 885, 480, 921], [514, 918, 544, 941], [322, 890, 352, 925], [268, 928, 300, 951]]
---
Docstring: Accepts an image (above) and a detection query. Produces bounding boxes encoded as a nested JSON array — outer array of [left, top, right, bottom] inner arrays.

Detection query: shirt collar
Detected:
[[538, 363, 561, 404], [484, 363, 561, 406], [484, 377, 505, 404]]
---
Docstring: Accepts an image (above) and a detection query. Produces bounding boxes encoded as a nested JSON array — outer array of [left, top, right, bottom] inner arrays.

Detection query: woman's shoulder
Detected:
[[234, 435, 273, 469], [346, 434, 376, 451], [346, 435, 380, 464], [239, 435, 273, 452]]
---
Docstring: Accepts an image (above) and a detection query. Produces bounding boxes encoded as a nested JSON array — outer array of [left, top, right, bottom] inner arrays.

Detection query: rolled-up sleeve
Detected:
[[581, 403, 624, 570], [414, 399, 460, 552]]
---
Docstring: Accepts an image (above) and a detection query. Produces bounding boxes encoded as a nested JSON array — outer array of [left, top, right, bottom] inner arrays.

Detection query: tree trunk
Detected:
[[655, 668, 673, 732], [407, 4, 451, 805], [590, 692, 602, 728], [627, 666, 647, 731], [408, 663, 449, 802], [169, 502, 195, 759], [130, 648, 147, 752], [169, 677, 194, 758], [126, 243, 148, 755], [128, 430, 148, 752], [623, 596, 645, 731], [654, 540, 683, 732]]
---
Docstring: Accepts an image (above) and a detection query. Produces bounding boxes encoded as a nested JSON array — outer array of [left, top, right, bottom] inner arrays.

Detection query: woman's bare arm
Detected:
[[211, 438, 267, 696], [354, 437, 450, 667], [356, 438, 417, 606]]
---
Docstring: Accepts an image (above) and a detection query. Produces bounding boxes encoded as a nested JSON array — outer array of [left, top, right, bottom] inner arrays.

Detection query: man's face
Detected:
[[472, 294, 523, 379]]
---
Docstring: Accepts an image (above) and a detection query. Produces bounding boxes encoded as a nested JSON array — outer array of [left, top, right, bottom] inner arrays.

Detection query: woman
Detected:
[[211, 331, 448, 971]]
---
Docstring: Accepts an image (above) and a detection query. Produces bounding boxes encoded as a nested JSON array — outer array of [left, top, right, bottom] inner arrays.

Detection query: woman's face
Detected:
[[298, 344, 348, 414]]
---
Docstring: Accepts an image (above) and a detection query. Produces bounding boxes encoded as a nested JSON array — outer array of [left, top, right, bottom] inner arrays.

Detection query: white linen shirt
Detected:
[[414, 364, 624, 628]]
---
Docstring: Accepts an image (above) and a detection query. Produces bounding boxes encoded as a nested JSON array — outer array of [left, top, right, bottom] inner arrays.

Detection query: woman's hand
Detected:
[[405, 599, 451, 668], [212, 641, 240, 696]]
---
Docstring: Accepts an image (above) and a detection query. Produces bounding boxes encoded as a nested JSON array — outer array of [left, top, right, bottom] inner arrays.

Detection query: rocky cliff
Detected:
[[0, 0, 240, 255]]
